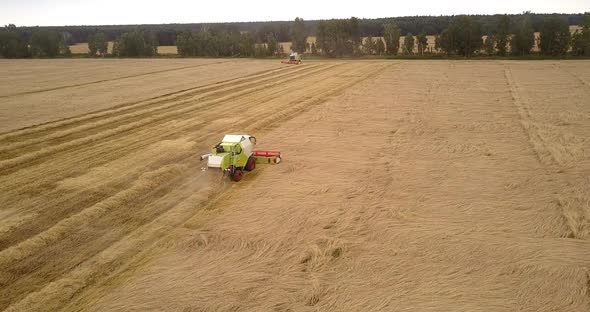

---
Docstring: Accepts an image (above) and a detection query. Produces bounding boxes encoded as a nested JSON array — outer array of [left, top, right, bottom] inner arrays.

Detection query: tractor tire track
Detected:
[[0, 63, 354, 250], [0, 63, 381, 250], [553, 63, 590, 92], [0, 64, 321, 158], [0, 62, 391, 311], [0, 63, 341, 204], [504, 66, 556, 166], [0, 64, 305, 143], [0, 60, 233, 99], [3, 60, 588, 312], [0, 64, 336, 172]]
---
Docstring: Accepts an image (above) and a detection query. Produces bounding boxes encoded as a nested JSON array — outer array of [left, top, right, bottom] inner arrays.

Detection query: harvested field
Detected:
[[0, 59, 283, 132], [68, 42, 177, 55], [0, 59, 589, 311], [69, 42, 115, 54]]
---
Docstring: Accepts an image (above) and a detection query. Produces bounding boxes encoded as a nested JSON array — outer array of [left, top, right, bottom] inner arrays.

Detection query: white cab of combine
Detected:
[[207, 134, 255, 168]]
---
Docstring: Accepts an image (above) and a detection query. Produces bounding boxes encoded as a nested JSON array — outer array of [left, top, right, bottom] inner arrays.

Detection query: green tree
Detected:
[[571, 30, 590, 55], [146, 31, 158, 56], [375, 38, 385, 55], [441, 16, 482, 57], [363, 37, 376, 55], [438, 30, 454, 55], [315, 18, 358, 57], [176, 28, 258, 58], [403, 33, 415, 54], [571, 14, 590, 56], [88, 32, 97, 55], [315, 21, 330, 56], [254, 42, 267, 57], [113, 30, 158, 57], [511, 14, 535, 55], [266, 33, 278, 56], [112, 41, 119, 56], [495, 15, 510, 56], [291, 17, 307, 53], [483, 35, 496, 55], [583, 13, 590, 29], [30, 29, 62, 57], [349, 17, 362, 55], [0, 24, 30, 58], [383, 22, 401, 55], [539, 16, 571, 56], [310, 42, 317, 55], [278, 44, 285, 56], [239, 32, 255, 57], [416, 32, 428, 55], [176, 32, 197, 56], [60, 41, 71, 56], [434, 34, 441, 52], [88, 32, 108, 56]]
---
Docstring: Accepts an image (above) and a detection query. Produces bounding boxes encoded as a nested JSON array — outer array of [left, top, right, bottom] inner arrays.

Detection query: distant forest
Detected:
[[13, 13, 587, 45], [2, 13, 589, 58]]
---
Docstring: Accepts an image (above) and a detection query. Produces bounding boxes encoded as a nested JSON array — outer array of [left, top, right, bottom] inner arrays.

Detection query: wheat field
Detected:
[[0, 59, 589, 311], [69, 42, 178, 55]]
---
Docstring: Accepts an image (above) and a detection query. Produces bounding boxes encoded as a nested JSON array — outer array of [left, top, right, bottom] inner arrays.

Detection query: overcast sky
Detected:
[[1, 0, 589, 26]]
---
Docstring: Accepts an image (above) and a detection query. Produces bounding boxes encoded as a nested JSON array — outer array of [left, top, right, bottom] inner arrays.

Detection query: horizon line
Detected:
[[6, 11, 587, 28]]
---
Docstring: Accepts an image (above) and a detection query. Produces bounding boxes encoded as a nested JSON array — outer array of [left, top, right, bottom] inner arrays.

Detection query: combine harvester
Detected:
[[281, 52, 302, 65], [200, 134, 281, 182]]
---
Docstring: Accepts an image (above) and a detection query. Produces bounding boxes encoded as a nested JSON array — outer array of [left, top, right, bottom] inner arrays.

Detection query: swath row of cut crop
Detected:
[[0, 63, 360, 251], [3, 63, 388, 264], [0, 62, 386, 268], [0, 60, 232, 99], [0, 64, 334, 172], [0, 64, 344, 235], [0, 63, 300, 143], [0, 63, 391, 311], [0, 64, 316, 150], [0, 64, 318, 160], [0, 63, 342, 208], [0, 63, 350, 254]]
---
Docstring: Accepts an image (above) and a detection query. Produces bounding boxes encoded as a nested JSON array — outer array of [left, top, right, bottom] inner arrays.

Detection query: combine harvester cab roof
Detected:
[[282, 52, 302, 65], [222, 134, 254, 143]]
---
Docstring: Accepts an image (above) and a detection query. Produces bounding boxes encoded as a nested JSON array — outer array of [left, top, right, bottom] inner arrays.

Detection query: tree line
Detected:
[[0, 24, 71, 58], [313, 13, 589, 57], [438, 13, 590, 56], [7, 13, 585, 45], [2, 13, 589, 58]]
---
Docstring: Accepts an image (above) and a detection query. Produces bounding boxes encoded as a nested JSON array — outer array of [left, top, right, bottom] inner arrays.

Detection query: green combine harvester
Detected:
[[200, 134, 282, 181]]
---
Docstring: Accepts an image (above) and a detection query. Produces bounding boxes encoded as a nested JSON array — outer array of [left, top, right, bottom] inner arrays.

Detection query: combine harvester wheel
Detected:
[[230, 167, 243, 182], [245, 156, 256, 171]]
